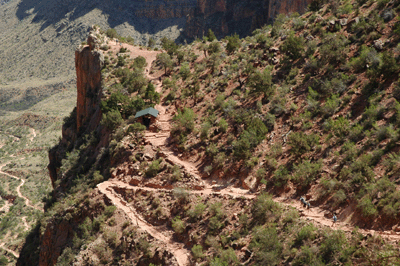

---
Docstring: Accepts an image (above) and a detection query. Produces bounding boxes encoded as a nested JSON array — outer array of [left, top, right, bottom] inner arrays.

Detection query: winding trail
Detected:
[[0, 233, 19, 258], [0, 162, 43, 212], [97, 182, 190, 266]]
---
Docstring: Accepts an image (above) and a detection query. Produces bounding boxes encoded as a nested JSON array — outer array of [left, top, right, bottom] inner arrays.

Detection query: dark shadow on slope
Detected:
[[16, 0, 192, 34], [16, 223, 40, 266]]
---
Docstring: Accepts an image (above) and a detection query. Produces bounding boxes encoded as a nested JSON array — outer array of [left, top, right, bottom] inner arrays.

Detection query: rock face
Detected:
[[184, 0, 313, 39], [75, 32, 104, 131]]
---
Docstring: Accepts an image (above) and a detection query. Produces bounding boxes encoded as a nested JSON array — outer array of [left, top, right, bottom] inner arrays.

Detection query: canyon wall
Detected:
[[183, 0, 313, 39]]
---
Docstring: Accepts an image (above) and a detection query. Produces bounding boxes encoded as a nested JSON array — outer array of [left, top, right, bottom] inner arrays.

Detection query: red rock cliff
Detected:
[[184, 0, 313, 39], [75, 32, 104, 132]]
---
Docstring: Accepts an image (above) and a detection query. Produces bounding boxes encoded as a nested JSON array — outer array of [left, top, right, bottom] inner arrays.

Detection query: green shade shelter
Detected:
[[134, 107, 159, 119]]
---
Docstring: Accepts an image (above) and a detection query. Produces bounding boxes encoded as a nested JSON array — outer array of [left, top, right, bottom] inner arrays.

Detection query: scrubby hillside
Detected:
[[17, 0, 400, 265]]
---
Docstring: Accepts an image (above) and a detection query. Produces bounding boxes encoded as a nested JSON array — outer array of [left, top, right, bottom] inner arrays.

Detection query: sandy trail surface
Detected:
[[97, 181, 190, 266]]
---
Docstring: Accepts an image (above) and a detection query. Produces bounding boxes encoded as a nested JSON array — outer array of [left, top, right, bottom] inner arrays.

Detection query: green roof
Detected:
[[135, 107, 159, 118]]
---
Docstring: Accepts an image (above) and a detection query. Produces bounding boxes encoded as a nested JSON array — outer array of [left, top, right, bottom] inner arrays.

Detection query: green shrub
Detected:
[[101, 110, 123, 130], [252, 193, 280, 225], [320, 230, 347, 263], [226, 33, 241, 54], [145, 159, 162, 178], [106, 28, 119, 39], [358, 197, 378, 217], [292, 160, 322, 188], [281, 31, 304, 60], [171, 108, 196, 144], [288, 132, 320, 156], [210, 248, 239, 266], [218, 118, 228, 133], [180, 62, 191, 80], [295, 224, 317, 245], [104, 205, 117, 219], [191, 245, 204, 260], [250, 226, 282, 265], [319, 33, 349, 65], [187, 202, 207, 221], [172, 216, 186, 234], [133, 56, 147, 69], [273, 165, 289, 187], [247, 67, 274, 98]]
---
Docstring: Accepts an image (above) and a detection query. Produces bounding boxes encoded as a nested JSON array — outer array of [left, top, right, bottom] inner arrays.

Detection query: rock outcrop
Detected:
[[75, 31, 104, 132]]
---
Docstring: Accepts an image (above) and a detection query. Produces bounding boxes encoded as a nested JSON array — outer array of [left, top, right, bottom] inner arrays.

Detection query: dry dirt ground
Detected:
[[94, 40, 400, 264]]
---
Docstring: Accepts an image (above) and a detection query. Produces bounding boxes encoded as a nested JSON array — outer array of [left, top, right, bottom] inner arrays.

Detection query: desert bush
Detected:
[[250, 226, 282, 265], [281, 31, 305, 60], [101, 110, 123, 130], [106, 28, 119, 39], [358, 196, 378, 217], [247, 66, 274, 98], [171, 108, 196, 144], [252, 193, 280, 225], [273, 165, 289, 187], [132, 56, 147, 69], [207, 41, 222, 55], [218, 118, 228, 133], [173, 187, 189, 202], [192, 245, 204, 260], [322, 94, 340, 117], [288, 132, 320, 156], [145, 159, 163, 178], [210, 248, 239, 266], [180, 62, 191, 80], [292, 160, 322, 189], [233, 117, 268, 159], [160, 37, 178, 56], [172, 216, 186, 234], [320, 230, 347, 264], [144, 83, 160, 104], [295, 224, 317, 245], [187, 202, 207, 221], [225, 34, 240, 54], [104, 205, 116, 219], [319, 33, 349, 65], [206, 29, 217, 41]]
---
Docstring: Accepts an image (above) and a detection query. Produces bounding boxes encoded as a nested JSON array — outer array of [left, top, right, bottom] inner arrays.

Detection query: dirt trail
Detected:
[[0, 233, 19, 258], [0, 162, 43, 212], [97, 182, 189, 266], [275, 196, 400, 242]]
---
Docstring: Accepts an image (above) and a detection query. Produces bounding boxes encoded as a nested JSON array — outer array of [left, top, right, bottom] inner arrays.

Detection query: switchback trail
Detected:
[[0, 162, 43, 212], [0, 233, 19, 258], [97, 182, 190, 266]]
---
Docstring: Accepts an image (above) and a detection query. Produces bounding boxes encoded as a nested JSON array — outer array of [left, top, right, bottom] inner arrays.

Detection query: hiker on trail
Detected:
[[300, 196, 306, 207], [307, 202, 310, 210], [332, 213, 337, 226]]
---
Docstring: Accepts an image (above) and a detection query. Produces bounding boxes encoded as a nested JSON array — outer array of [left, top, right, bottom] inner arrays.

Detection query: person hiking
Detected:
[[300, 196, 307, 208], [307, 202, 310, 210], [332, 213, 337, 226]]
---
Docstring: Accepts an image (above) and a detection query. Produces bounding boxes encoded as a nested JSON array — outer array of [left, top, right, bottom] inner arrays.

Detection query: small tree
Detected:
[[157, 53, 173, 75], [226, 33, 240, 54], [148, 37, 155, 48], [207, 29, 217, 41], [161, 37, 178, 56]]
